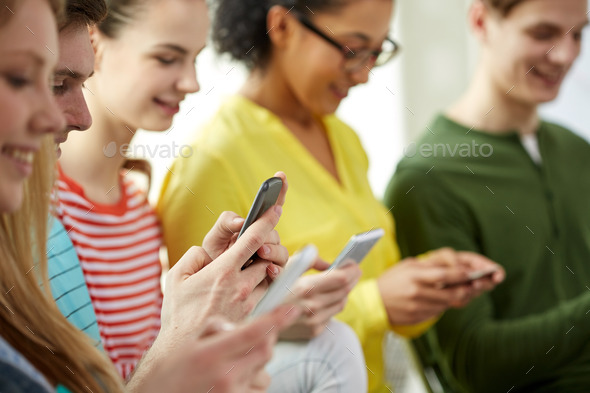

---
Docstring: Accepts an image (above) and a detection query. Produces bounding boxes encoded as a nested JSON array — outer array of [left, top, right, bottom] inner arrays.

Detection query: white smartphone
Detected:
[[441, 267, 499, 288], [329, 228, 385, 270], [249, 244, 318, 318]]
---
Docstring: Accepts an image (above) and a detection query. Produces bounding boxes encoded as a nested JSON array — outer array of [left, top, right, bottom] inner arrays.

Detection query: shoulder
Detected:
[[541, 120, 590, 148]]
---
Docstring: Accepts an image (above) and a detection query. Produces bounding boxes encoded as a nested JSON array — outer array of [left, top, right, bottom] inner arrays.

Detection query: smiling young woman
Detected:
[[0, 0, 126, 391], [54, 0, 209, 378]]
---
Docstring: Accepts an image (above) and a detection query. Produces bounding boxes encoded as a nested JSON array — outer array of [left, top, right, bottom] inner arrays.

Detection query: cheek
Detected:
[[291, 55, 341, 109], [0, 89, 27, 141]]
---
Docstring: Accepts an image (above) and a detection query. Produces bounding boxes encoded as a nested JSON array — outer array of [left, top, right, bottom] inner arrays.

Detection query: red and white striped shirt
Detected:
[[56, 165, 162, 379]]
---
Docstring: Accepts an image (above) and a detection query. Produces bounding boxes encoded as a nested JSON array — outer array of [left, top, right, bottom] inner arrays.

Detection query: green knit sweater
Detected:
[[385, 114, 590, 393]]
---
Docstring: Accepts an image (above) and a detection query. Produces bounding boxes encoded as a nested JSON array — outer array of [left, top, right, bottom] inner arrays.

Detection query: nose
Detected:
[[547, 34, 581, 67], [67, 89, 93, 131], [32, 88, 66, 135], [348, 62, 372, 85], [177, 62, 200, 94]]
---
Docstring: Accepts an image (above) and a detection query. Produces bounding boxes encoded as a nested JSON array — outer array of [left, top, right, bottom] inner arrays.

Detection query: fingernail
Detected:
[[274, 205, 282, 217], [269, 264, 279, 276], [233, 217, 244, 224], [263, 245, 271, 255]]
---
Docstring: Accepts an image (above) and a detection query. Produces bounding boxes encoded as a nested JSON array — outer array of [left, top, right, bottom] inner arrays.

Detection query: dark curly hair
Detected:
[[210, 0, 351, 70]]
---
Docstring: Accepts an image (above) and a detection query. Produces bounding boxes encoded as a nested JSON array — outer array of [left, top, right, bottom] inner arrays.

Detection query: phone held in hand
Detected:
[[329, 228, 385, 270], [441, 268, 499, 288], [249, 244, 318, 319], [238, 177, 283, 269]]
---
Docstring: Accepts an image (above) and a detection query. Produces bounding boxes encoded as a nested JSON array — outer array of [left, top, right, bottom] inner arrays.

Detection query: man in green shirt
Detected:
[[385, 0, 590, 392]]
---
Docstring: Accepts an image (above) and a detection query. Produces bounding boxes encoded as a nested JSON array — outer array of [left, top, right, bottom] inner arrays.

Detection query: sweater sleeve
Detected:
[[384, 167, 590, 392]]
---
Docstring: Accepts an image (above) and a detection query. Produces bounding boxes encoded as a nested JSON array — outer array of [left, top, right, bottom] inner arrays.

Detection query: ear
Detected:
[[468, 0, 489, 43], [266, 5, 294, 49], [88, 24, 104, 70]]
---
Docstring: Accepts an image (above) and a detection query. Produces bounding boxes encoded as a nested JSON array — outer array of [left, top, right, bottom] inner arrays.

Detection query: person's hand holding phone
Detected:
[[201, 171, 289, 278], [377, 248, 505, 326], [278, 258, 362, 340], [445, 251, 505, 307]]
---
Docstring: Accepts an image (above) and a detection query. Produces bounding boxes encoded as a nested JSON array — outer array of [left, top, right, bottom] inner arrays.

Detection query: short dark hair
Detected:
[[210, 0, 351, 70], [59, 0, 107, 30], [482, 0, 529, 16]]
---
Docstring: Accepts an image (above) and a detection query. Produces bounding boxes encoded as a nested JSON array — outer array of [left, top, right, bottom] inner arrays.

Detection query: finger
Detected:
[[422, 247, 458, 267], [311, 257, 331, 271], [266, 263, 282, 280], [239, 259, 273, 293], [221, 205, 282, 270], [207, 211, 245, 242], [316, 265, 362, 292], [305, 295, 349, 324], [170, 246, 213, 281], [456, 251, 499, 270], [414, 265, 471, 286], [263, 229, 281, 246], [249, 370, 271, 391], [251, 275, 271, 305], [257, 243, 289, 267], [272, 171, 288, 208]]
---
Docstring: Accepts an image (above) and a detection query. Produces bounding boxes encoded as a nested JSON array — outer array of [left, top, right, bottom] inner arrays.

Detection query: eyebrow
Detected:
[[153, 43, 188, 55], [4, 50, 46, 66], [529, 20, 590, 31], [54, 68, 94, 80]]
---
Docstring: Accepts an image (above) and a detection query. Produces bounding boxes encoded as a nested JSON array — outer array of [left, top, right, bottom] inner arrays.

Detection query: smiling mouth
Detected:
[[154, 98, 180, 109], [1, 146, 35, 164], [531, 68, 563, 84], [331, 85, 349, 99]]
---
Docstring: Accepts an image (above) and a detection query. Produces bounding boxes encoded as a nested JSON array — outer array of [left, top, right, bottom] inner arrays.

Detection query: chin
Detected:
[[141, 118, 174, 132], [0, 188, 23, 213]]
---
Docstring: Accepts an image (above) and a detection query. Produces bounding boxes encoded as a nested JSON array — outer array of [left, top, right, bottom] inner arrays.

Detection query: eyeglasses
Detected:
[[294, 12, 400, 73]]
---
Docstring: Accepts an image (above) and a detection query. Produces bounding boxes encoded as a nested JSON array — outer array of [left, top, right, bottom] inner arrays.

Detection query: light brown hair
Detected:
[[0, 1, 125, 391]]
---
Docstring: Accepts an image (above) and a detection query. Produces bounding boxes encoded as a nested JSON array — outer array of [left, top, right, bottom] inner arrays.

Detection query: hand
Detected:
[[160, 203, 285, 347], [202, 171, 289, 273], [377, 248, 503, 325], [279, 258, 362, 340], [449, 251, 505, 307], [137, 305, 301, 393]]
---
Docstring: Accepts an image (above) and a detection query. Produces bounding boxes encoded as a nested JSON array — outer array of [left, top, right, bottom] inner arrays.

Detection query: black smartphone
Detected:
[[238, 177, 283, 268]]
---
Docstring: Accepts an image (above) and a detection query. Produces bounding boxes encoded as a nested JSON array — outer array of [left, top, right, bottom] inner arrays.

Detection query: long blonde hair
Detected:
[[0, 1, 127, 386], [0, 136, 126, 392]]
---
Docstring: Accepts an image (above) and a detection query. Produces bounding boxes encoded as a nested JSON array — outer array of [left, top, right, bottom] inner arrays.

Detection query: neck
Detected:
[[447, 64, 540, 136], [240, 66, 318, 128], [59, 81, 136, 203]]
